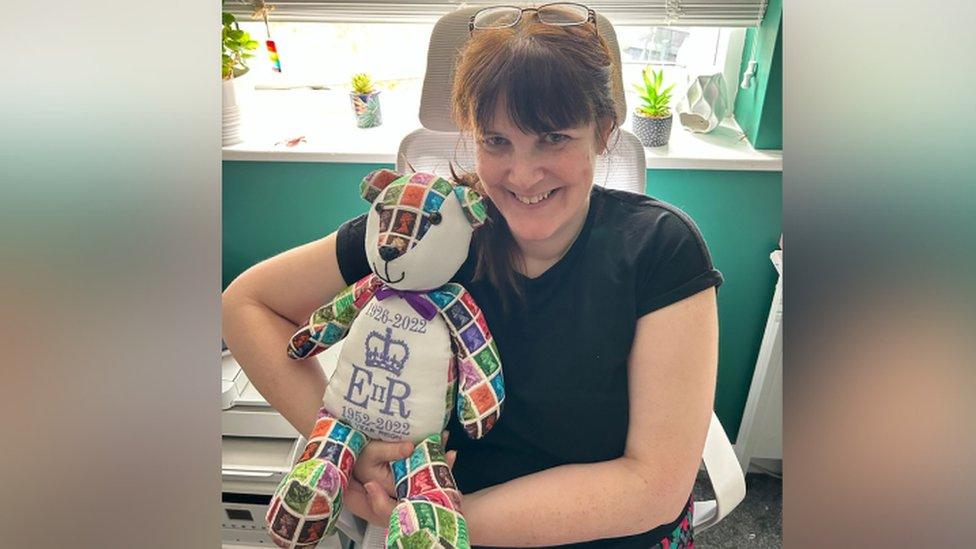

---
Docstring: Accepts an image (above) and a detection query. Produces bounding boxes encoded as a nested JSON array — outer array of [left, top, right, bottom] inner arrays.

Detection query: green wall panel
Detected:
[[734, 0, 782, 150], [754, 26, 783, 150], [645, 170, 781, 440], [222, 161, 389, 289], [224, 161, 782, 441]]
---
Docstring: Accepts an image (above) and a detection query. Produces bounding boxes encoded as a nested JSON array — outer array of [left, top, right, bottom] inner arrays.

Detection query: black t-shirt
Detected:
[[336, 185, 723, 548]]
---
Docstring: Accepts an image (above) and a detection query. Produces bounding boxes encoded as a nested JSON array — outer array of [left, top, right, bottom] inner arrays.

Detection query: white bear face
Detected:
[[363, 172, 482, 291]]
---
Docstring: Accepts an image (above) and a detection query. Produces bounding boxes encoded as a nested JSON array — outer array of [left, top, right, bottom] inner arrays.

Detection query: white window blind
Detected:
[[224, 1, 767, 27]]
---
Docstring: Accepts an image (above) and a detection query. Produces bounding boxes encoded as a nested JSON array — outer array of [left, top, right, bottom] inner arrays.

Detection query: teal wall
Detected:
[[223, 161, 782, 441], [222, 162, 389, 290], [644, 170, 781, 440], [734, 0, 783, 150]]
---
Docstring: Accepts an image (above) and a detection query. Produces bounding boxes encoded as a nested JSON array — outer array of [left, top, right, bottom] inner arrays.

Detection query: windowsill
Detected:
[[222, 89, 781, 171]]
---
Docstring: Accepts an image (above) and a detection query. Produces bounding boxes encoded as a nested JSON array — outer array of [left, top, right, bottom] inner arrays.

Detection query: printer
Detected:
[[221, 346, 350, 548]]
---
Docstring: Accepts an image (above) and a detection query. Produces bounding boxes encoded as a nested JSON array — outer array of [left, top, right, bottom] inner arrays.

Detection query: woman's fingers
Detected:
[[375, 441, 413, 495], [365, 481, 397, 520], [344, 479, 381, 525], [354, 440, 415, 497], [441, 430, 450, 450], [352, 447, 457, 527], [346, 479, 394, 527]]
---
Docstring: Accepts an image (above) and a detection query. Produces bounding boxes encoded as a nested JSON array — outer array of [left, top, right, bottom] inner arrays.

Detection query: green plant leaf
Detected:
[[635, 65, 675, 114], [660, 84, 674, 104], [221, 10, 255, 77]]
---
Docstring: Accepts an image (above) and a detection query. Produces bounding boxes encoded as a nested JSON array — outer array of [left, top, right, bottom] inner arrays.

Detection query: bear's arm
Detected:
[[286, 273, 383, 359], [424, 283, 505, 440]]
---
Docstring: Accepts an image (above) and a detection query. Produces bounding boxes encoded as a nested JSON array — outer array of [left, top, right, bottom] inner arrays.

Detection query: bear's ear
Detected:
[[360, 169, 402, 203], [453, 185, 488, 228]]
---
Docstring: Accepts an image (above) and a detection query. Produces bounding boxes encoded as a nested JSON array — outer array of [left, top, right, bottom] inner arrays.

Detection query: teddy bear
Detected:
[[265, 169, 506, 549]]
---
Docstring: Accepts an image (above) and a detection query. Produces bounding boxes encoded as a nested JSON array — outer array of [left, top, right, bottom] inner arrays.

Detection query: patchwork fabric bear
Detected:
[[266, 169, 505, 549]]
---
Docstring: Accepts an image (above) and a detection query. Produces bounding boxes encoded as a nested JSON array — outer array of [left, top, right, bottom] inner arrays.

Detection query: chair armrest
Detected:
[[361, 524, 387, 548], [698, 411, 747, 531], [335, 509, 366, 546]]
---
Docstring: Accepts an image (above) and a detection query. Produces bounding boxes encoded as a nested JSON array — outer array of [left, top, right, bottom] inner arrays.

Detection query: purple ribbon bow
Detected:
[[374, 285, 438, 320]]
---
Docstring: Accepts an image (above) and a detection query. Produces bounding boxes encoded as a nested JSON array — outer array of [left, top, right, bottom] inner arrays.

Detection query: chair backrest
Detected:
[[417, 6, 628, 130], [396, 6, 646, 195]]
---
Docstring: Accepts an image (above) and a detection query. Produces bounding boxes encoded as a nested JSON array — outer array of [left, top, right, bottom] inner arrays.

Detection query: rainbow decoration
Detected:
[[266, 39, 281, 72], [253, 1, 281, 74]]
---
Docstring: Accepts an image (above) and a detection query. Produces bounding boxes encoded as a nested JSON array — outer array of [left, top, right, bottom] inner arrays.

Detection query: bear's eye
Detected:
[[429, 212, 442, 225], [374, 202, 383, 213]]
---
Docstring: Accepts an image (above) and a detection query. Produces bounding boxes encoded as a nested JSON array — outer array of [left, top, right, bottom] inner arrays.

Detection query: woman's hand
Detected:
[[353, 438, 415, 497], [345, 432, 458, 526], [344, 478, 398, 527]]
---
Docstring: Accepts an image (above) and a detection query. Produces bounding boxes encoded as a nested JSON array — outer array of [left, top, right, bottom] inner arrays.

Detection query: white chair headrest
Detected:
[[419, 6, 628, 131]]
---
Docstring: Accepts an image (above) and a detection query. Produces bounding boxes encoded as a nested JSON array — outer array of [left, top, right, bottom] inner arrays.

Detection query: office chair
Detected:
[[335, 7, 746, 547]]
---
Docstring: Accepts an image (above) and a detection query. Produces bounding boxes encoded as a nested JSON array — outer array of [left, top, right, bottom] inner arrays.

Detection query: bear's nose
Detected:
[[378, 245, 401, 262]]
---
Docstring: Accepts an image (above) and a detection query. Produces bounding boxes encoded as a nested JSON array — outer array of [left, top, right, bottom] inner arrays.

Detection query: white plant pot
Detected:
[[222, 78, 237, 108], [222, 78, 243, 146], [677, 72, 732, 134]]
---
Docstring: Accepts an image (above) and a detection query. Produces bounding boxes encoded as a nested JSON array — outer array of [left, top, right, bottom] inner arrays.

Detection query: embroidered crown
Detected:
[[364, 327, 409, 376]]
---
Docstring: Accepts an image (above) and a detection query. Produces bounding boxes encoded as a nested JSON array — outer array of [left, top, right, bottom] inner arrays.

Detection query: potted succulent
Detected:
[[350, 73, 383, 128], [222, 9, 258, 145], [632, 67, 675, 147]]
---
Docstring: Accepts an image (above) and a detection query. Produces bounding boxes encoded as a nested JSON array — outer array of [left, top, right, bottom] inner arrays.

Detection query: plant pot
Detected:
[[350, 91, 383, 128], [633, 112, 672, 147], [222, 78, 243, 146]]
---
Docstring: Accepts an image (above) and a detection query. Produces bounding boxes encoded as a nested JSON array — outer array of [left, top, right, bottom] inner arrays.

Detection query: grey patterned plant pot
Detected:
[[350, 91, 383, 128], [633, 112, 673, 147]]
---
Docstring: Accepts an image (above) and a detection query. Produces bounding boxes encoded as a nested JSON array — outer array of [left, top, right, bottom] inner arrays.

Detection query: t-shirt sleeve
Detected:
[[335, 213, 371, 285], [635, 206, 724, 317]]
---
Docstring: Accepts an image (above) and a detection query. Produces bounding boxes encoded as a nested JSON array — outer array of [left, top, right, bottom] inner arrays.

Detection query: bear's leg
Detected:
[[266, 407, 368, 548], [385, 433, 469, 549]]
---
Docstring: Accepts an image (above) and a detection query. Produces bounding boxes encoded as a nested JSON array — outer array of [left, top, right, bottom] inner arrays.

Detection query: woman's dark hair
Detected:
[[450, 10, 620, 309]]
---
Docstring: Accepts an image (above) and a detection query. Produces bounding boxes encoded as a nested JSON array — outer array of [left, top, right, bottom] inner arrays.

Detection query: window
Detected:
[[229, 20, 434, 139], [228, 18, 743, 140], [616, 26, 745, 126], [236, 21, 433, 90]]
